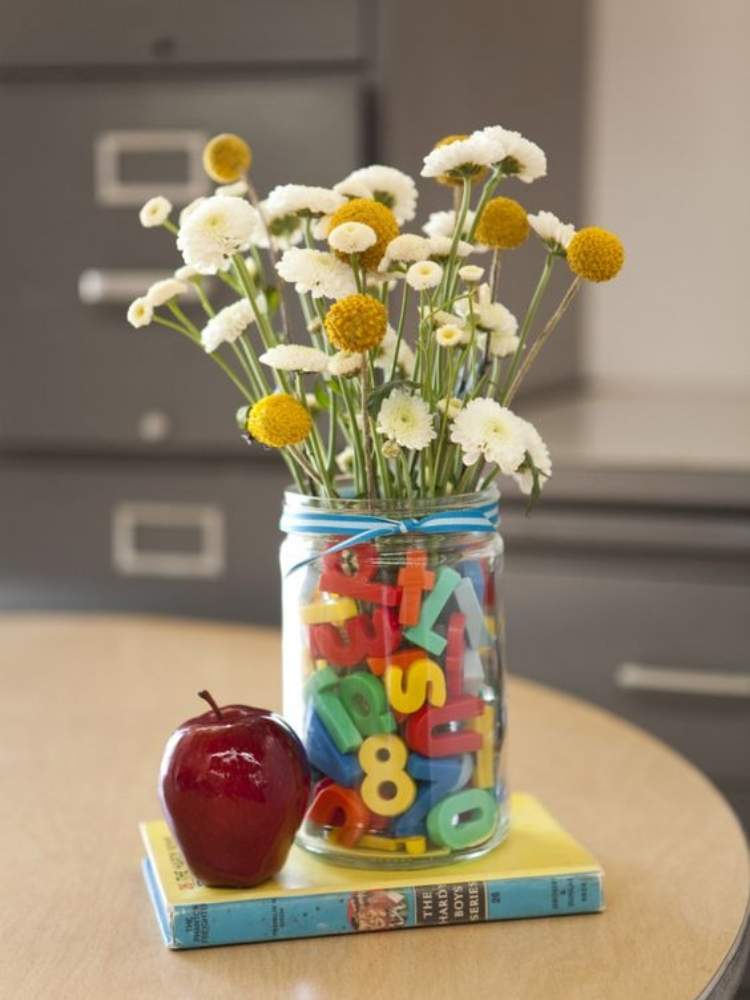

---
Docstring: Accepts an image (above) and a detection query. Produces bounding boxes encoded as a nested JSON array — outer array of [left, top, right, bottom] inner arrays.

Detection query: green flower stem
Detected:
[[232, 255, 278, 350], [192, 279, 215, 318], [326, 390, 338, 477], [350, 254, 364, 293], [388, 281, 411, 382], [399, 450, 414, 501], [504, 276, 582, 406], [230, 342, 261, 395], [338, 375, 366, 495], [162, 220, 179, 236], [245, 174, 290, 342], [237, 334, 270, 394], [359, 363, 376, 501], [441, 176, 472, 300], [296, 373, 335, 497], [153, 314, 253, 402], [500, 253, 555, 402], [288, 445, 327, 491], [466, 166, 502, 242]]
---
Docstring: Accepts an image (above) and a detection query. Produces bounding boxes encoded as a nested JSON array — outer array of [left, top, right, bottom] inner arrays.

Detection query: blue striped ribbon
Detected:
[[280, 499, 500, 575]]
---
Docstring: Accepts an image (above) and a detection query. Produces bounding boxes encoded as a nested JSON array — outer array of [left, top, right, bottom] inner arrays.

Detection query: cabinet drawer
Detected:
[[0, 76, 361, 453], [0, 457, 290, 625], [505, 555, 750, 786], [0, 0, 363, 67]]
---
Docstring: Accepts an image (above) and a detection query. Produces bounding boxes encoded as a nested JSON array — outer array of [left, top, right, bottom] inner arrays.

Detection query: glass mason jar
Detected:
[[280, 488, 509, 869]]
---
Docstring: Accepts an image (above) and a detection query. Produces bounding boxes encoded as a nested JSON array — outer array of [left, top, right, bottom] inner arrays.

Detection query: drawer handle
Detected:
[[615, 662, 750, 699], [111, 502, 225, 579], [94, 129, 209, 207]]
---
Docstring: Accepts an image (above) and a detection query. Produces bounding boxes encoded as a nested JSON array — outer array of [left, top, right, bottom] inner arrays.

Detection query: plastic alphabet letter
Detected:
[[359, 734, 416, 817], [367, 648, 425, 676], [305, 666, 362, 753], [426, 788, 498, 850], [307, 783, 371, 847], [391, 752, 470, 836], [384, 658, 447, 714], [308, 615, 369, 668], [470, 702, 496, 788], [306, 711, 363, 787], [301, 596, 359, 625], [445, 612, 466, 697], [453, 577, 490, 649], [339, 671, 396, 737], [404, 566, 461, 655], [397, 549, 436, 626], [319, 544, 400, 606], [404, 695, 483, 756]]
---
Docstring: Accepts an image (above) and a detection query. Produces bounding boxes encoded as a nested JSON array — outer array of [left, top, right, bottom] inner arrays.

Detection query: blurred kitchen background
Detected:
[[0, 0, 748, 854]]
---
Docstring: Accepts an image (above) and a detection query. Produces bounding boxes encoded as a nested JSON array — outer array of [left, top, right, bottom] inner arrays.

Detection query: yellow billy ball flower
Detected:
[[475, 196, 530, 249], [327, 198, 399, 270], [202, 133, 253, 184], [433, 134, 488, 187], [245, 393, 312, 448], [325, 294, 387, 352], [566, 226, 625, 282]]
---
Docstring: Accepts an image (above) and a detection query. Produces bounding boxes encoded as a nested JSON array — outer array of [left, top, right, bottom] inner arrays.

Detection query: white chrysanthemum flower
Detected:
[[457, 284, 518, 339], [174, 264, 199, 281], [450, 398, 526, 471], [488, 330, 520, 358], [255, 199, 304, 251], [200, 299, 255, 353], [328, 222, 377, 254], [336, 445, 355, 474], [337, 165, 418, 223], [276, 248, 357, 300], [139, 196, 172, 228], [528, 210, 575, 250], [374, 327, 416, 378], [421, 134, 495, 178], [406, 260, 443, 290], [146, 278, 188, 306], [377, 389, 436, 451], [512, 418, 552, 494], [435, 324, 467, 348], [379, 233, 432, 271], [265, 184, 345, 219], [422, 209, 477, 241], [215, 179, 249, 198], [428, 236, 474, 260], [259, 344, 329, 373], [327, 351, 363, 377], [127, 297, 153, 328], [459, 265, 484, 283], [437, 397, 463, 420], [478, 126, 547, 183], [382, 439, 402, 460], [177, 196, 262, 274], [312, 215, 333, 240], [179, 197, 207, 227]]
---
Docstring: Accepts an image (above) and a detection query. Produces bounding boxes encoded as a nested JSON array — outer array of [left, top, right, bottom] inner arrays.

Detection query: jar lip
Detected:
[[282, 484, 500, 516]]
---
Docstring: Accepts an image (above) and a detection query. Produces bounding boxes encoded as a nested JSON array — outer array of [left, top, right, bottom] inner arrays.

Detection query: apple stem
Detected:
[[197, 690, 224, 720]]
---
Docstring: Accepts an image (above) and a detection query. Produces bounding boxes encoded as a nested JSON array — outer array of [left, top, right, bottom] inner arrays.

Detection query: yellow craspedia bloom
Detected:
[[202, 133, 252, 184], [433, 134, 488, 186], [475, 196, 530, 249], [566, 226, 624, 282], [325, 294, 387, 352], [327, 198, 399, 270], [245, 393, 312, 448]]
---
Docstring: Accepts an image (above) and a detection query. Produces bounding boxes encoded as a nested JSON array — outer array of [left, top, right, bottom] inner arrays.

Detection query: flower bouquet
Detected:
[[128, 126, 623, 867]]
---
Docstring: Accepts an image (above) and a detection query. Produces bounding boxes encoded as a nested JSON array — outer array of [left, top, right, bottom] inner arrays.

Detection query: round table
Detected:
[[1, 615, 747, 999]]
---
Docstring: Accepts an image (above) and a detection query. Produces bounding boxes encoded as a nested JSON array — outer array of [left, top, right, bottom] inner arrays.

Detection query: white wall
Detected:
[[584, 0, 750, 389]]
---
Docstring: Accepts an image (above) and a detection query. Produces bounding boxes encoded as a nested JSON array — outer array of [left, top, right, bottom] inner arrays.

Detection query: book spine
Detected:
[[168, 872, 604, 948]]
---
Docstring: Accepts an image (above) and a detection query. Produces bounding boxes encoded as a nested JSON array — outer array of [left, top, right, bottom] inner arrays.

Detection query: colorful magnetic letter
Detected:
[[445, 612, 466, 697], [320, 544, 400, 606], [301, 596, 358, 625], [307, 783, 371, 847], [305, 666, 362, 753], [306, 711, 363, 787], [470, 702, 496, 788], [356, 833, 427, 855], [462, 649, 485, 694], [367, 647, 425, 676], [384, 658, 447, 714], [359, 734, 416, 817], [457, 560, 486, 605], [426, 788, 498, 850], [358, 606, 402, 659], [453, 577, 490, 649], [339, 672, 396, 736], [397, 549, 435, 626], [391, 752, 469, 836], [404, 695, 483, 757], [308, 615, 368, 668], [404, 566, 461, 655]]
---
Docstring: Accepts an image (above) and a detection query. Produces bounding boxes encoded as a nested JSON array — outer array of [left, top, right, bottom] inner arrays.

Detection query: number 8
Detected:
[[359, 734, 416, 817]]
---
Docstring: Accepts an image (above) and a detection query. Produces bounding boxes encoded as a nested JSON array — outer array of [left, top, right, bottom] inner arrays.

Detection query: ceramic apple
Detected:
[[159, 690, 310, 888]]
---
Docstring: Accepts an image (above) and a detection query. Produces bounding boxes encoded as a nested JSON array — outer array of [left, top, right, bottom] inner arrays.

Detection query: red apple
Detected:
[[159, 690, 310, 888]]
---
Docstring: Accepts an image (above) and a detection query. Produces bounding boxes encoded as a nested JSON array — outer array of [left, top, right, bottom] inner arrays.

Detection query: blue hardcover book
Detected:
[[140, 792, 604, 949]]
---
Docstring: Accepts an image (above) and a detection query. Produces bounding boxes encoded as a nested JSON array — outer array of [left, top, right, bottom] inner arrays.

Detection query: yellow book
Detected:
[[141, 792, 603, 948]]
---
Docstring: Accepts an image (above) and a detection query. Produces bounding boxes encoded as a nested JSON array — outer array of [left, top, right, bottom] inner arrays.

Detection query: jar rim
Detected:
[[282, 484, 500, 517]]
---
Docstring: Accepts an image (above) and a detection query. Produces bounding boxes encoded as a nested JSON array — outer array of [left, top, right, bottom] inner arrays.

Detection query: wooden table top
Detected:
[[1, 614, 747, 1000]]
